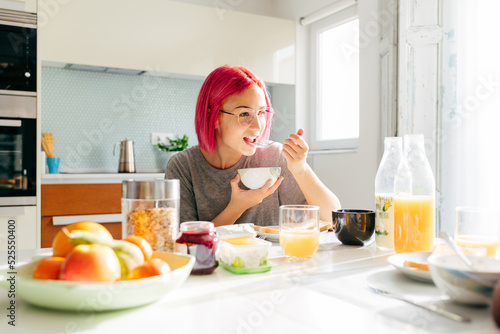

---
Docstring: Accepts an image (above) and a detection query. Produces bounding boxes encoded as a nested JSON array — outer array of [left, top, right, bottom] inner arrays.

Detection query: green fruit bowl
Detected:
[[0, 252, 194, 312]]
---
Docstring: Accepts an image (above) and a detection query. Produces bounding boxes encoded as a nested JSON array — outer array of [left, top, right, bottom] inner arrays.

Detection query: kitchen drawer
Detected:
[[41, 183, 123, 248], [40, 217, 122, 248], [41, 184, 121, 216]]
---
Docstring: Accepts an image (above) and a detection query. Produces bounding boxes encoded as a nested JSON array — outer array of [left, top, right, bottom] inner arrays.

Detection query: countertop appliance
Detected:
[[114, 139, 136, 173]]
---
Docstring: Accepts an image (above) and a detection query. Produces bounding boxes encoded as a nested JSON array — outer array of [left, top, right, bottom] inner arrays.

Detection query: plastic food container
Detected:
[[218, 234, 272, 274], [122, 179, 180, 252]]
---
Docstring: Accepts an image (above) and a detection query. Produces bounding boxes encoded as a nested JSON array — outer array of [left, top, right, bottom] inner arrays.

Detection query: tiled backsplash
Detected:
[[41, 67, 203, 171]]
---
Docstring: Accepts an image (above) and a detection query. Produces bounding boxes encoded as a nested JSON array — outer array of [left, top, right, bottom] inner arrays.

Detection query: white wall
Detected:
[[273, 0, 381, 210]]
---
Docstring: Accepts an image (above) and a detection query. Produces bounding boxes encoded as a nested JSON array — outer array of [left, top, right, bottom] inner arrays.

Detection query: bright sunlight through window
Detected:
[[317, 19, 359, 143]]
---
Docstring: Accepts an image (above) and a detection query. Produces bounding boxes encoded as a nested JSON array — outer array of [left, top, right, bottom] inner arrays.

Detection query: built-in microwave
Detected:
[[0, 9, 37, 95]]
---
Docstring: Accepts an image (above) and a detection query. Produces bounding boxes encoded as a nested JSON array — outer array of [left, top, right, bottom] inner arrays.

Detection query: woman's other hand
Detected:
[[282, 128, 309, 175], [229, 174, 284, 212]]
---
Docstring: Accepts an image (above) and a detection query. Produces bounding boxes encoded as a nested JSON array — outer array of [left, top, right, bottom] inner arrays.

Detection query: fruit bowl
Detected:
[[0, 252, 194, 312]]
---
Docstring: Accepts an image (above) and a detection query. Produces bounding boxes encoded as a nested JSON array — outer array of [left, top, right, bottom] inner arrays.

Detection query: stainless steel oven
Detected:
[[0, 95, 36, 205]]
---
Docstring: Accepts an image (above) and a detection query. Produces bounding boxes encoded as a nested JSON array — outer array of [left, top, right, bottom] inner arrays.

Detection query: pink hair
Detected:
[[195, 64, 273, 153]]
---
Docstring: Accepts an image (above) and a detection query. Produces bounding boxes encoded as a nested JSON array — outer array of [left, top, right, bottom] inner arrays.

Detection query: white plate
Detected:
[[387, 252, 434, 283], [255, 226, 280, 242], [0, 252, 194, 312]]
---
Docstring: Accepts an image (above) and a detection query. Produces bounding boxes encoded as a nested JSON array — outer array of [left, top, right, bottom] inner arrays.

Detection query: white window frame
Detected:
[[309, 5, 359, 151]]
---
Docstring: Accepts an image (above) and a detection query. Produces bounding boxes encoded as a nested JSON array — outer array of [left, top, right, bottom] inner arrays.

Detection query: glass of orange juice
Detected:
[[279, 205, 320, 261], [455, 207, 500, 258]]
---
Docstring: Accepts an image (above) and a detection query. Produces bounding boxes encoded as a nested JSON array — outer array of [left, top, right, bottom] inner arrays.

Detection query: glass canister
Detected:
[[122, 179, 180, 252], [375, 137, 403, 250], [175, 221, 218, 275], [394, 134, 436, 253]]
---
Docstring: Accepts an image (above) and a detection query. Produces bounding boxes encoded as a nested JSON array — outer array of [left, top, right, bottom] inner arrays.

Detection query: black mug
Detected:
[[333, 209, 375, 246]]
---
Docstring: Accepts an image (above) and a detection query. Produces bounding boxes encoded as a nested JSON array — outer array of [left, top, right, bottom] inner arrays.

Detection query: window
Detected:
[[447, 1, 500, 210], [310, 7, 359, 150]]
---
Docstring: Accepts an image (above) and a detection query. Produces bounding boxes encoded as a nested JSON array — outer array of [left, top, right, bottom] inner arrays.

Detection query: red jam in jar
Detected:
[[175, 221, 218, 275]]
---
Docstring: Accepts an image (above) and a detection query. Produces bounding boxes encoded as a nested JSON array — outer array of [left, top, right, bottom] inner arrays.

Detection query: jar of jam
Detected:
[[175, 221, 218, 275]]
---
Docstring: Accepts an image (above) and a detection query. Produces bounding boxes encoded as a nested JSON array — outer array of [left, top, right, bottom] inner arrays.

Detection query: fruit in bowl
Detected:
[[0, 220, 196, 311], [0, 251, 194, 311], [60, 244, 122, 282], [33, 221, 170, 282], [52, 220, 113, 257], [237, 167, 281, 190]]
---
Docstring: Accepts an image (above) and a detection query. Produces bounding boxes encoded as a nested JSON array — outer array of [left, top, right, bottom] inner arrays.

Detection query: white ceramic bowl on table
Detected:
[[428, 254, 500, 305], [238, 167, 281, 190], [0, 252, 194, 312]]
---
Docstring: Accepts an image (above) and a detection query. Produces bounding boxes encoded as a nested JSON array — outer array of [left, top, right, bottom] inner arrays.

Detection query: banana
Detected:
[[107, 239, 145, 279], [66, 229, 145, 279]]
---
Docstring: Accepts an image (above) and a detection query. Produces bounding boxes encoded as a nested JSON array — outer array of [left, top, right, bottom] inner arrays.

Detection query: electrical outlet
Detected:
[[151, 132, 173, 145]]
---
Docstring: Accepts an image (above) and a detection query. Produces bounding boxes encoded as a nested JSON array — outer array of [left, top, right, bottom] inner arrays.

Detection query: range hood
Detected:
[[64, 63, 145, 75], [42, 61, 205, 80]]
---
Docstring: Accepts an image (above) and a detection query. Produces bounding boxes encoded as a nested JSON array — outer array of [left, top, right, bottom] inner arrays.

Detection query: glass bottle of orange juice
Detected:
[[394, 134, 435, 253]]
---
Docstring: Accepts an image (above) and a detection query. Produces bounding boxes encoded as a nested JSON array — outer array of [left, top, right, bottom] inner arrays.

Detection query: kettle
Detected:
[[114, 138, 136, 173]]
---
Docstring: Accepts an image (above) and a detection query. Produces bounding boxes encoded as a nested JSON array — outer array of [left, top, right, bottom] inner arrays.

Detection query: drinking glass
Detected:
[[279, 205, 320, 261], [455, 207, 500, 257]]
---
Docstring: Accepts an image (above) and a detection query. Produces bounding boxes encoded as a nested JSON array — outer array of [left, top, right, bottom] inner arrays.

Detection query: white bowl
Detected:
[[428, 255, 500, 305], [0, 252, 194, 312], [237, 167, 281, 190]]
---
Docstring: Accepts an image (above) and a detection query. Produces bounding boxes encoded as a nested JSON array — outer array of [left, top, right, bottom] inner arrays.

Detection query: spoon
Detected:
[[438, 231, 474, 269], [253, 140, 283, 148], [367, 285, 471, 323]]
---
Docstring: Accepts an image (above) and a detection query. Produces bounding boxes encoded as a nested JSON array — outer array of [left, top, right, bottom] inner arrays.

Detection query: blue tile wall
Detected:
[[41, 67, 203, 171]]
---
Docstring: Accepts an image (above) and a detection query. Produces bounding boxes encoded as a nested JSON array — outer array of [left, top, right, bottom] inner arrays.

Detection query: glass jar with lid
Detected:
[[175, 221, 219, 275], [122, 179, 180, 252]]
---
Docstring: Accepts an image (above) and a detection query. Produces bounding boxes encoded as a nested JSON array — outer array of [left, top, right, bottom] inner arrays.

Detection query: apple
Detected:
[[60, 244, 121, 282]]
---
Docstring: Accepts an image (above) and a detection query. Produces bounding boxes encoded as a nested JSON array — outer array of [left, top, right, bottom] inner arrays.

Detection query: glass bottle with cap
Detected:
[[394, 134, 436, 253], [375, 137, 403, 250]]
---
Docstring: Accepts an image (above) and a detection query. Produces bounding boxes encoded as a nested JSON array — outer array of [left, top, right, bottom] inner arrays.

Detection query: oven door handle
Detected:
[[0, 119, 22, 127]]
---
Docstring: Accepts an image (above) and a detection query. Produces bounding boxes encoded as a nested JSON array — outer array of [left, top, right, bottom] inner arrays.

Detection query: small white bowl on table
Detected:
[[428, 254, 500, 305]]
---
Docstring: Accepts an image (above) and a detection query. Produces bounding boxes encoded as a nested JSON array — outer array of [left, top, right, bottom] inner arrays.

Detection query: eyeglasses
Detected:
[[219, 107, 273, 127]]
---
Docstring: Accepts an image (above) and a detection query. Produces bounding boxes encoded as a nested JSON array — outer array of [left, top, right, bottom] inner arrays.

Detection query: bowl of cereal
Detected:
[[237, 167, 281, 190]]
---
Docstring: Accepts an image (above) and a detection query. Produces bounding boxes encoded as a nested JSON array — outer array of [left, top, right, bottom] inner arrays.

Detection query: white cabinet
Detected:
[[0, 206, 37, 251], [40, 0, 295, 84], [0, 0, 36, 13]]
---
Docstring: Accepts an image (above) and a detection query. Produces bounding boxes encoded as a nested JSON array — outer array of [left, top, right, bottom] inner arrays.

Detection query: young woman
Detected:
[[165, 65, 340, 226]]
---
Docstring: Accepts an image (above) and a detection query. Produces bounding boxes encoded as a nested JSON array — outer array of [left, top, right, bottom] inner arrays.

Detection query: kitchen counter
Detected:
[[1, 235, 497, 334], [41, 172, 165, 184]]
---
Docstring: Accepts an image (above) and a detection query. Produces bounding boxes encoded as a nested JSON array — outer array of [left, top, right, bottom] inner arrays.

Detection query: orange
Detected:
[[123, 235, 153, 261], [127, 258, 171, 280], [32, 257, 65, 280], [52, 221, 113, 257]]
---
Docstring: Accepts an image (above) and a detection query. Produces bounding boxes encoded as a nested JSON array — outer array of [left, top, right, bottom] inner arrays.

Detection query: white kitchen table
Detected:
[[1, 233, 498, 334]]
